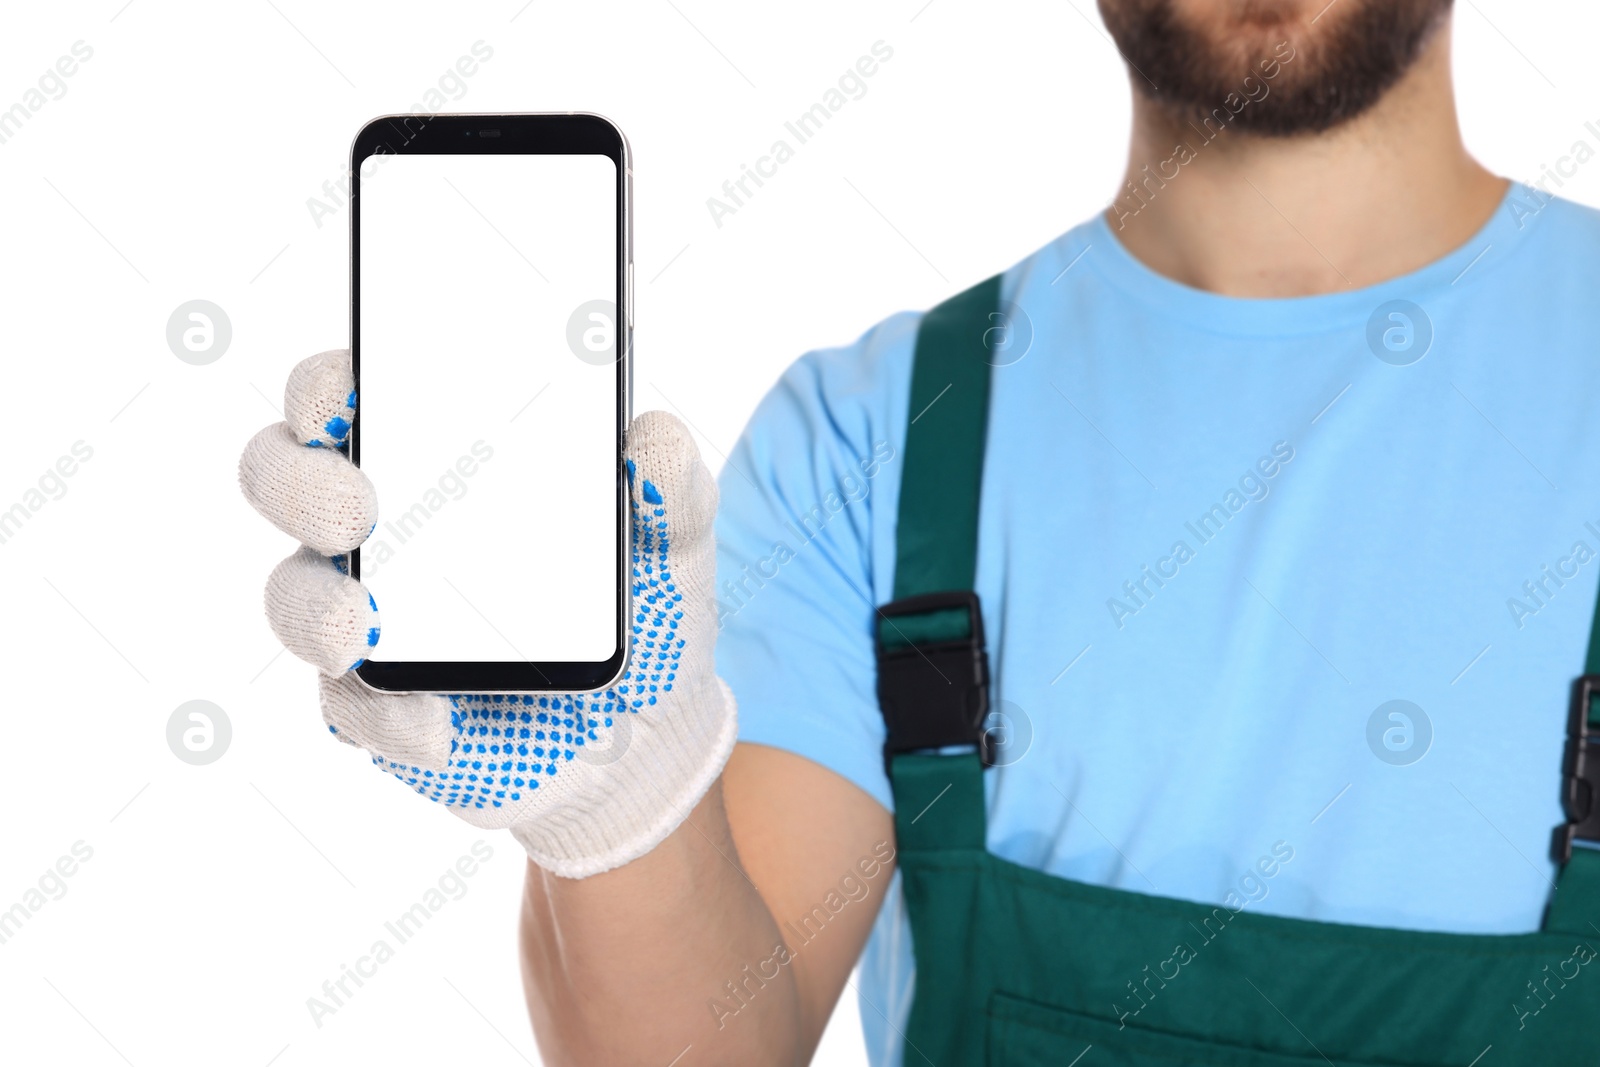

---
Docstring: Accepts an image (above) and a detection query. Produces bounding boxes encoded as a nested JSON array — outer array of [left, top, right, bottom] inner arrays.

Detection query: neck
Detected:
[[1105, 17, 1506, 298]]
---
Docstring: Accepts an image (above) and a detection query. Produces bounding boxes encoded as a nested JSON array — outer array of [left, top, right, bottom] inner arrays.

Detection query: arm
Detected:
[[519, 742, 895, 1066], [240, 352, 896, 1065]]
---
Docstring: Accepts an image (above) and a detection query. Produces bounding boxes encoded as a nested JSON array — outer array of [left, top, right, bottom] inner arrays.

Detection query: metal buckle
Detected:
[[1552, 674, 1600, 865], [875, 590, 991, 774]]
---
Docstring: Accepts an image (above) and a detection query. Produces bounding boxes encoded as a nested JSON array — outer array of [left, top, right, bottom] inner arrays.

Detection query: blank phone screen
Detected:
[[356, 151, 619, 665]]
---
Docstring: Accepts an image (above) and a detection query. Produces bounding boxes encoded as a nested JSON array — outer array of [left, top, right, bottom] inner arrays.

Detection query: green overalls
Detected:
[[874, 276, 1600, 1065]]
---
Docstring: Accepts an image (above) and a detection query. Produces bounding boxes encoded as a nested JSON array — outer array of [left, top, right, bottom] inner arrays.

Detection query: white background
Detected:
[[0, 2, 1596, 1065], [361, 152, 617, 663]]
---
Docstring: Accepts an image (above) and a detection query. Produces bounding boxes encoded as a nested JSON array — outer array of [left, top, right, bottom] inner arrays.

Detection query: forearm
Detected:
[[519, 777, 802, 1067]]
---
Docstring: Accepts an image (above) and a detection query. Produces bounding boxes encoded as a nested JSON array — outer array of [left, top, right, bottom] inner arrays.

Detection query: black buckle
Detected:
[[1551, 674, 1600, 865], [875, 590, 991, 774]]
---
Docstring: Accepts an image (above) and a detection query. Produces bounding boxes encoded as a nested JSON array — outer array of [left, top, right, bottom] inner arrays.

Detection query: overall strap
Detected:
[[891, 274, 999, 602], [878, 274, 1002, 852], [1546, 588, 1600, 932]]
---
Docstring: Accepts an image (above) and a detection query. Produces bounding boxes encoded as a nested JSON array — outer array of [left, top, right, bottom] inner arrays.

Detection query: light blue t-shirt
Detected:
[[714, 182, 1600, 1065]]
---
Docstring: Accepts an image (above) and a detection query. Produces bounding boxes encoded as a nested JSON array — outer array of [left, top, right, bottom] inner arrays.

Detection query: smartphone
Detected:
[[349, 112, 631, 694]]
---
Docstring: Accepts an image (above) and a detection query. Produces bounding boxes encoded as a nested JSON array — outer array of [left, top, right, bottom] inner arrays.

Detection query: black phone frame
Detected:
[[348, 112, 631, 694]]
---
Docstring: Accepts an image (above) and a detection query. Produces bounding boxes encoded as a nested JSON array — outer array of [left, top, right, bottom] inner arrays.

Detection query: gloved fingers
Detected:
[[265, 546, 380, 673], [319, 671, 456, 773], [626, 410, 719, 550], [265, 545, 455, 773], [285, 349, 357, 449], [239, 421, 378, 555]]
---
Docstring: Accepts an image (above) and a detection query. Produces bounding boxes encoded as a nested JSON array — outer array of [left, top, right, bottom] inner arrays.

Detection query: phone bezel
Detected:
[[348, 112, 631, 694]]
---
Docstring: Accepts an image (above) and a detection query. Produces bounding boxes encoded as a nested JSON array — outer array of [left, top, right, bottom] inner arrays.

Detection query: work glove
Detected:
[[238, 350, 737, 878]]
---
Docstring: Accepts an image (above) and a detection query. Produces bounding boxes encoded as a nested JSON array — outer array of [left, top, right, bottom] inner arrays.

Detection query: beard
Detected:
[[1098, 0, 1454, 136]]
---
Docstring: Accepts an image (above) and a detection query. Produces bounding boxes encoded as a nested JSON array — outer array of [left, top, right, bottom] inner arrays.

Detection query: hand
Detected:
[[238, 350, 737, 878]]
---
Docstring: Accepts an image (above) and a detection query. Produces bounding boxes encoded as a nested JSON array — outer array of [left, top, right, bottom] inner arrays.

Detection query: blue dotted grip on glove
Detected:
[[305, 389, 356, 448], [368, 456, 685, 811]]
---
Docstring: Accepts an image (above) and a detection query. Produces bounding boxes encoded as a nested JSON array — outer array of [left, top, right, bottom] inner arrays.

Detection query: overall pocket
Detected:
[[986, 991, 1415, 1067]]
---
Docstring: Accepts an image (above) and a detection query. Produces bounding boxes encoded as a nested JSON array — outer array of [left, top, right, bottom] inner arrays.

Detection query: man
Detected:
[[241, 0, 1600, 1063]]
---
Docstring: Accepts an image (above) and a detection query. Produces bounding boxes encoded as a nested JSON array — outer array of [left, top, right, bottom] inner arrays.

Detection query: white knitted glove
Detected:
[[239, 350, 737, 878]]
